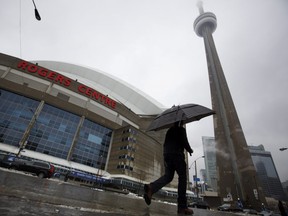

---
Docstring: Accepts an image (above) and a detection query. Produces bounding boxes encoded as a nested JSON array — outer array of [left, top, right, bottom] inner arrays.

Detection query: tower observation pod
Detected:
[[193, 1, 266, 210], [193, 1, 217, 37]]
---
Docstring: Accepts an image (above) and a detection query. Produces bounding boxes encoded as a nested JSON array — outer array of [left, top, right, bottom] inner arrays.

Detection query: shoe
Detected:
[[143, 184, 152, 205], [177, 208, 194, 215]]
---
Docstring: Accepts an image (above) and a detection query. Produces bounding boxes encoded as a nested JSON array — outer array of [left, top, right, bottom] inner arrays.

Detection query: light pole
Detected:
[[32, 0, 41, 21], [96, 155, 103, 176], [189, 156, 205, 199], [17, 107, 40, 157], [95, 155, 104, 187]]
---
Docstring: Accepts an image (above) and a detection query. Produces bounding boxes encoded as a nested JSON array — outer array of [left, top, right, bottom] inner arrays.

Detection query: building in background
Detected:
[[202, 136, 217, 192], [193, 2, 265, 208], [282, 180, 288, 200], [0, 53, 181, 193], [249, 145, 287, 201], [200, 169, 207, 183]]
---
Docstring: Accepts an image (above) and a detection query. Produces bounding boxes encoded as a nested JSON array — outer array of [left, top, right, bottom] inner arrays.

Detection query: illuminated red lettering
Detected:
[[85, 88, 93, 96], [38, 68, 48, 77], [64, 79, 71, 86], [55, 74, 64, 84], [47, 72, 56, 80], [111, 100, 116, 109], [100, 95, 106, 102], [105, 98, 111, 106], [18, 61, 117, 109], [78, 85, 86, 93], [17, 61, 28, 70], [105, 97, 117, 109], [92, 91, 100, 100], [27, 64, 38, 73]]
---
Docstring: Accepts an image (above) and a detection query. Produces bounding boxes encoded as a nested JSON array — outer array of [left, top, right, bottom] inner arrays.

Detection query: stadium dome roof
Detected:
[[32, 61, 164, 115]]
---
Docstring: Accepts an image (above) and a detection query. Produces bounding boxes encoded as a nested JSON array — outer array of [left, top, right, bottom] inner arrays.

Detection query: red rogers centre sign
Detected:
[[17, 60, 117, 109]]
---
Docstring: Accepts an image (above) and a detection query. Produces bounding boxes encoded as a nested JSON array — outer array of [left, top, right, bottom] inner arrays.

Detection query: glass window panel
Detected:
[[26, 104, 80, 159], [0, 89, 39, 146], [88, 134, 102, 144], [72, 119, 112, 169]]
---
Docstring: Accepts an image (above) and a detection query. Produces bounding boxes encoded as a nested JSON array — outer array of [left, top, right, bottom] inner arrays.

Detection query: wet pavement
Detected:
[[0, 168, 242, 216]]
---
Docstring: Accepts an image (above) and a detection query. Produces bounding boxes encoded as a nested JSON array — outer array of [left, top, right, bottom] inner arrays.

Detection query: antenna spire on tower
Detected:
[[197, 1, 204, 14]]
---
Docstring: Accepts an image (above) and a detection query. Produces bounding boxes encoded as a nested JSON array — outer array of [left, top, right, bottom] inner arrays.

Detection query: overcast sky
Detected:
[[1, 0, 288, 182]]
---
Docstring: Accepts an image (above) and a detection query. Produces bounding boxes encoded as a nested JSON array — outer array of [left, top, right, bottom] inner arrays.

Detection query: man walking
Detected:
[[144, 121, 194, 215]]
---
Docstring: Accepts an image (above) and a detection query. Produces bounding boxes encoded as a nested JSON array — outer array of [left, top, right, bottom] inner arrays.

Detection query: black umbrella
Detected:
[[147, 103, 215, 131]]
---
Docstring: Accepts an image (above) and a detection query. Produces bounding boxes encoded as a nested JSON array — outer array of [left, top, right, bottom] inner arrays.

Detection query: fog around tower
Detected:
[[0, 0, 287, 182]]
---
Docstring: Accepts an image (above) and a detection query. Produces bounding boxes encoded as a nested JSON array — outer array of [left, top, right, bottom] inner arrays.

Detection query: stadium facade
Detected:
[[0, 53, 180, 192]]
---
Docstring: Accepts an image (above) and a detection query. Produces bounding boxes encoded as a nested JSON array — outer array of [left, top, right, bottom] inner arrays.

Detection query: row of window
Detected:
[[121, 136, 136, 143], [122, 128, 138, 135], [117, 164, 133, 171], [119, 145, 136, 152], [118, 128, 138, 170], [118, 154, 134, 161]]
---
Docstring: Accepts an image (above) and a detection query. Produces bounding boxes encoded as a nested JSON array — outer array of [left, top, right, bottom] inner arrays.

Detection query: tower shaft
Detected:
[[194, 5, 266, 209]]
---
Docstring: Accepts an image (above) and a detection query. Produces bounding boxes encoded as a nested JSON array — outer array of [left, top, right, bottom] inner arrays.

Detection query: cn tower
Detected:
[[193, 2, 265, 209]]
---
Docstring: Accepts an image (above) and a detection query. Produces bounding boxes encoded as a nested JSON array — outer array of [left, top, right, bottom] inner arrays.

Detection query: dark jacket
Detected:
[[163, 125, 193, 155]]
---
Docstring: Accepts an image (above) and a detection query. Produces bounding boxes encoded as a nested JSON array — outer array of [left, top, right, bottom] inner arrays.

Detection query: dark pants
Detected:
[[150, 153, 187, 209]]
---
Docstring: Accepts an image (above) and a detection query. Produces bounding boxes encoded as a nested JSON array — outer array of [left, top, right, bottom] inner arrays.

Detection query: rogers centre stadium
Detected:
[[0, 53, 186, 194]]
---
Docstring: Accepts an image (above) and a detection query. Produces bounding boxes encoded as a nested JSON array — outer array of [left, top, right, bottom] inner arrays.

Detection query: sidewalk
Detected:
[[0, 169, 235, 215], [0, 169, 179, 216]]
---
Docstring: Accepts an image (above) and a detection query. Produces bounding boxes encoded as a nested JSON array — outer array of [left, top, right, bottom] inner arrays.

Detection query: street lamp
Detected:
[[32, 0, 41, 21], [17, 108, 40, 157], [96, 155, 104, 176], [95, 155, 104, 187], [279, 148, 288, 151], [189, 156, 205, 199]]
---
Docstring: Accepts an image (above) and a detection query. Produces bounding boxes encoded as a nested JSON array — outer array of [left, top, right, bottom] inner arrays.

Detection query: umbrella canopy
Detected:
[[147, 103, 215, 131]]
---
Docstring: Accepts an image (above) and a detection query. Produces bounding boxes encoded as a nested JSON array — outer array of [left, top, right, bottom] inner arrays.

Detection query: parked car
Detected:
[[1, 154, 55, 178], [217, 203, 243, 212], [0, 154, 19, 168], [188, 200, 210, 209], [12, 160, 55, 178]]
